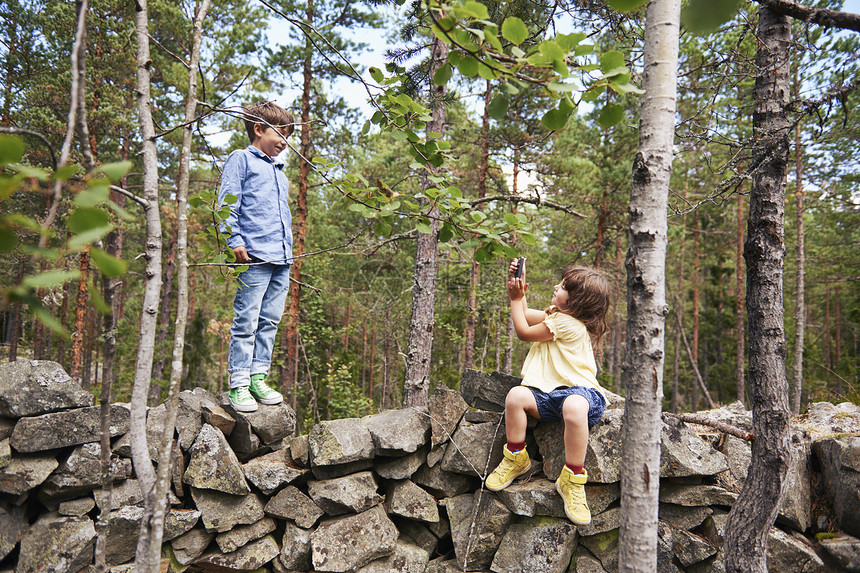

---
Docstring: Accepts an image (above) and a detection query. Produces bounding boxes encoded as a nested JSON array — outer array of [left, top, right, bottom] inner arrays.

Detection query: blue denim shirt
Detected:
[[218, 146, 293, 265]]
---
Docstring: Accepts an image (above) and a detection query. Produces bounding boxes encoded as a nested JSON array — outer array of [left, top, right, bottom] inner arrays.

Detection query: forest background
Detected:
[[0, 0, 857, 435]]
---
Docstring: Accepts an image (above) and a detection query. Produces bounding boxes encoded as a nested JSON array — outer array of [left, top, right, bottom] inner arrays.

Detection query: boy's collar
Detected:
[[246, 145, 285, 169]]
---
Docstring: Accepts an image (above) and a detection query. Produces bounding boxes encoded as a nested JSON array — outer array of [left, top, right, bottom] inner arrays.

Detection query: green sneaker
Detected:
[[229, 386, 258, 412], [249, 374, 284, 405]]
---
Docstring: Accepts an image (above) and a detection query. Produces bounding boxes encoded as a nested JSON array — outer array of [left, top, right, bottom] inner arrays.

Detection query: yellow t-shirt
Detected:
[[520, 311, 608, 403]]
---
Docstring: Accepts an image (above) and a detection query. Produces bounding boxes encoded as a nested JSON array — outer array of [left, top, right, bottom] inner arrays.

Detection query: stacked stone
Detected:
[[0, 361, 858, 573]]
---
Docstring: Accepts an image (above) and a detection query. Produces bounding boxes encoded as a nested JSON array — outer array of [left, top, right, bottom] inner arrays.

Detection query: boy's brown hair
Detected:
[[243, 100, 294, 143]]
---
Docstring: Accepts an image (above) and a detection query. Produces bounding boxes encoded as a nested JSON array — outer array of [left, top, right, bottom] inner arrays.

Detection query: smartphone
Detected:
[[514, 257, 525, 279]]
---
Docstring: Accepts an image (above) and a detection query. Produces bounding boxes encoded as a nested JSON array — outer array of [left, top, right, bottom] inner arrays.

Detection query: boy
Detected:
[[218, 100, 294, 412]]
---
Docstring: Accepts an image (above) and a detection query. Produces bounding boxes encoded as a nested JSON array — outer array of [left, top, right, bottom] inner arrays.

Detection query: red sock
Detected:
[[507, 441, 526, 452], [566, 462, 584, 475]]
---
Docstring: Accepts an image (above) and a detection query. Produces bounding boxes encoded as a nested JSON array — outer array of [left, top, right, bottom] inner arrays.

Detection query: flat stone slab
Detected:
[[459, 369, 522, 412], [356, 538, 430, 573], [265, 485, 325, 528], [193, 533, 280, 571], [363, 408, 431, 456], [191, 488, 266, 533], [0, 359, 92, 417], [10, 405, 130, 452], [309, 418, 375, 468], [242, 449, 308, 496], [16, 514, 95, 573], [491, 516, 578, 573], [311, 505, 398, 572], [428, 386, 468, 447], [280, 521, 313, 570], [0, 505, 26, 561], [41, 442, 132, 499], [183, 423, 250, 495], [0, 452, 59, 495], [215, 516, 276, 553], [385, 479, 439, 522], [307, 471, 383, 516], [444, 491, 514, 571]]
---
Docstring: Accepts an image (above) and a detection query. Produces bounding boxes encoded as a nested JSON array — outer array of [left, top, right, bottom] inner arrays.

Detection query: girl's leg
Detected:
[[504, 386, 540, 443], [561, 395, 590, 469]]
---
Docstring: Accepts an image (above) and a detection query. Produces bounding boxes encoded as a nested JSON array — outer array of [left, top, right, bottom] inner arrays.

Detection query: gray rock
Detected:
[[311, 505, 399, 572], [427, 443, 446, 468], [660, 416, 729, 477], [658, 520, 717, 567], [265, 485, 325, 528], [58, 497, 95, 517], [413, 462, 474, 498], [312, 458, 375, 480], [491, 516, 578, 573], [363, 408, 431, 456], [535, 408, 623, 482], [0, 360, 92, 417], [386, 479, 439, 522], [0, 438, 9, 469], [193, 533, 279, 570], [463, 410, 503, 424], [428, 386, 469, 447], [777, 436, 812, 532], [171, 528, 215, 565], [215, 516, 276, 553], [103, 506, 200, 565], [426, 557, 464, 573], [225, 412, 262, 458], [795, 401, 860, 441], [658, 483, 737, 508], [307, 471, 383, 515], [0, 452, 58, 495], [713, 434, 751, 492], [290, 434, 309, 467], [578, 529, 619, 573], [440, 419, 506, 477], [658, 503, 712, 530], [495, 478, 565, 518], [0, 417, 13, 440], [16, 513, 95, 573], [280, 521, 313, 570], [242, 449, 308, 495], [93, 478, 179, 510], [202, 401, 236, 437], [444, 491, 514, 571], [222, 393, 296, 445], [569, 546, 609, 573], [183, 423, 250, 495], [818, 534, 860, 572], [376, 446, 428, 479], [177, 388, 221, 451], [768, 527, 825, 573], [190, 487, 265, 533], [577, 506, 621, 538], [111, 403, 165, 461], [41, 442, 132, 499], [10, 404, 129, 452], [0, 505, 26, 561], [813, 436, 860, 537], [356, 538, 431, 573], [309, 417, 375, 468], [398, 520, 439, 555], [459, 369, 521, 412]]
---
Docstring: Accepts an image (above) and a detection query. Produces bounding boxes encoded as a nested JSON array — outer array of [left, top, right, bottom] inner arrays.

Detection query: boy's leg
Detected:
[[556, 394, 592, 526], [486, 387, 539, 491], [248, 264, 290, 404]]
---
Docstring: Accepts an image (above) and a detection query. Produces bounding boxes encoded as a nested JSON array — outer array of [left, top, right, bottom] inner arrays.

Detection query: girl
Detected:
[[485, 259, 611, 526]]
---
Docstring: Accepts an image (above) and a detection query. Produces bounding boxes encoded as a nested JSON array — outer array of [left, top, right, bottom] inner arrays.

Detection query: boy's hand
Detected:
[[232, 246, 251, 263]]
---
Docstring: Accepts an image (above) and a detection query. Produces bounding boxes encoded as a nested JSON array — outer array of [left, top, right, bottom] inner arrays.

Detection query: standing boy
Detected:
[[218, 100, 294, 412]]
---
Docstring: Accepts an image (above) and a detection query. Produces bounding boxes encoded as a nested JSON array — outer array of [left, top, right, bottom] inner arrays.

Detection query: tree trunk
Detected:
[[791, 74, 804, 413], [671, 210, 685, 414], [834, 286, 842, 397], [8, 259, 23, 361], [71, 250, 90, 384], [691, 212, 701, 410], [464, 80, 491, 371], [131, 0, 164, 568], [403, 37, 448, 407], [144, 2, 211, 570], [618, 0, 680, 569], [736, 192, 745, 403], [282, 0, 313, 398], [724, 7, 793, 572]]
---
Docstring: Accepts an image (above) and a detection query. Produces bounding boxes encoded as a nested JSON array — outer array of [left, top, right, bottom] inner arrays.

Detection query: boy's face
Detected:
[[252, 123, 289, 158]]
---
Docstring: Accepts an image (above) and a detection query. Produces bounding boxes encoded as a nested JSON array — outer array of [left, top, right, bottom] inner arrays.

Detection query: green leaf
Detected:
[[23, 269, 80, 289], [433, 63, 453, 86], [470, 210, 486, 222], [30, 299, 69, 337], [74, 185, 110, 207], [12, 164, 49, 180], [487, 95, 507, 121], [416, 221, 433, 234], [548, 81, 578, 93], [556, 33, 586, 51], [464, 1, 489, 19], [68, 225, 113, 249], [188, 196, 203, 208], [598, 102, 625, 128], [0, 135, 25, 164], [68, 207, 110, 233], [0, 226, 17, 252], [361, 120, 371, 135], [90, 247, 127, 278], [478, 57, 497, 80], [456, 55, 479, 77], [439, 224, 454, 243], [600, 51, 625, 73], [504, 213, 519, 226], [682, 0, 743, 33], [484, 28, 503, 52], [87, 279, 112, 314], [474, 246, 493, 264], [374, 221, 392, 237], [501, 17, 528, 45], [541, 108, 570, 131], [54, 164, 83, 181], [500, 82, 520, 95], [94, 160, 131, 181], [575, 44, 594, 57], [613, 82, 645, 95], [539, 40, 564, 60], [369, 67, 384, 83], [605, 0, 647, 11]]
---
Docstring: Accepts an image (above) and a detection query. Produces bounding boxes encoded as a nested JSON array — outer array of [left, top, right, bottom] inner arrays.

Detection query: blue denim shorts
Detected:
[[527, 385, 607, 427]]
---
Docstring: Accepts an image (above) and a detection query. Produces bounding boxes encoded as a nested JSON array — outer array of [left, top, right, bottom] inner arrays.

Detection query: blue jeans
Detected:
[[228, 262, 291, 389]]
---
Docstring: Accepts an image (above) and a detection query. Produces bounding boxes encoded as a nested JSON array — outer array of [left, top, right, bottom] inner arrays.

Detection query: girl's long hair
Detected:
[[547, 266, 611, 354]]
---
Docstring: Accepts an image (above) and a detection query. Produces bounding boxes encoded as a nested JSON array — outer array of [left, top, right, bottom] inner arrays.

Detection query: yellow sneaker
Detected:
[[486, 445, 531, 491], [556, 466, 591, 525]]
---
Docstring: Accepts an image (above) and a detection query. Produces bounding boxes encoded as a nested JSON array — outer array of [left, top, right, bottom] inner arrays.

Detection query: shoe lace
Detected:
[[561, 478, 587, 504], [233, 387, 253, 401], [492, 456, 519, 477], [251, 378, 274, 394]]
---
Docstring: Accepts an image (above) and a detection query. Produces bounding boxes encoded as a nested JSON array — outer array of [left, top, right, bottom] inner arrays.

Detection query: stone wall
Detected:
[[0, 360, 858, 572]]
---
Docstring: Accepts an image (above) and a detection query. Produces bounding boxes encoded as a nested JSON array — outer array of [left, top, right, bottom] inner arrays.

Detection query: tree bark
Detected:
[[131, 0, 164, 568], [671, 182, 686, 414], [736, 192, 745, 404], [834, 286, 841, 397], [691, 212, 701, 410], [403, 37, 447, 407], [71, 250, 90, 384], [791, 90, 804, 413], [618, 0, 680, 570], [724, 7, 793, 572]]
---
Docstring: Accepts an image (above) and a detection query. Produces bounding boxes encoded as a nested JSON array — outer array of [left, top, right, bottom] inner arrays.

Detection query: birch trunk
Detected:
[[724, 7, 793, 572], [143, 2, 211, 569], [790, 91, 803, 414], [131, 0, 163, 568], [403, 37, 447, 407], [618, 0, 680, 569]]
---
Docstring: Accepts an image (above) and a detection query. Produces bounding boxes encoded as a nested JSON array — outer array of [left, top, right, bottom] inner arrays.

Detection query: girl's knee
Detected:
[[506, 386, 533, 409], [562, 396, 589, 424]]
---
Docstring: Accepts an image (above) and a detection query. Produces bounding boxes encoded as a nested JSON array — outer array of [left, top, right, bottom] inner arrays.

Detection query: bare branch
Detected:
[[663, 412, 756, 442], [756, 0, 860, 32], [470, 194, 587, 218]]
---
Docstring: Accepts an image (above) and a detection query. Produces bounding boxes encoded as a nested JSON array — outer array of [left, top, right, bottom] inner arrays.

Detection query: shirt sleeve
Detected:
[[544, 313, 587, 343], [217, 151, 246, 249]]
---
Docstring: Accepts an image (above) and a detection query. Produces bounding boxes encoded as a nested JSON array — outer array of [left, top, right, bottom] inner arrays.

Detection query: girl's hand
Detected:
[[508, 277, 527, 301], [508, 258, 525, 281]]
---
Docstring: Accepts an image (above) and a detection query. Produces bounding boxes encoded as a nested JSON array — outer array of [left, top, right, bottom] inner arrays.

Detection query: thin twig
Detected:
[[663, 412, 755, 442]]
